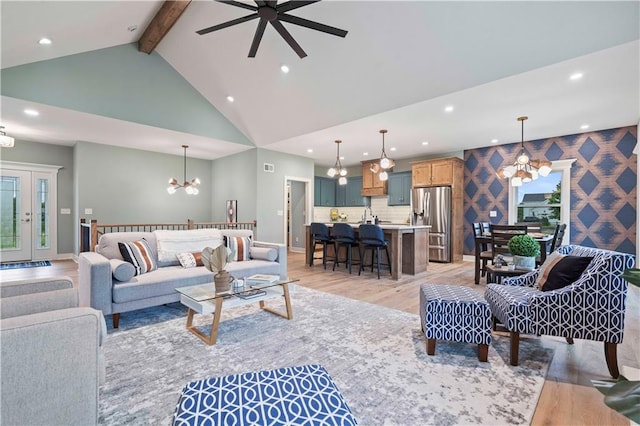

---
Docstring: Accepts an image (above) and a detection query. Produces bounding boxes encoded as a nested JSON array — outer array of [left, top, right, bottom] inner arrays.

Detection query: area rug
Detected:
[[99, 286, 553, 425], [0, 260, 51, 270]]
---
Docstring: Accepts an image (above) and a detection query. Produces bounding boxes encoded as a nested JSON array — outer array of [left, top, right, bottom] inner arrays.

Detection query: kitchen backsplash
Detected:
[[313, 196, 412, 224]]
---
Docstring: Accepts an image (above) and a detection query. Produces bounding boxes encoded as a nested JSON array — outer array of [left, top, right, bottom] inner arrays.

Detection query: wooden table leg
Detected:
[[260, 283, 293, 319], [186, 298, 223, 345]]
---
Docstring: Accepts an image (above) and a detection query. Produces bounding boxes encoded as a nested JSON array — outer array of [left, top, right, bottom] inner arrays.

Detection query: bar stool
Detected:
[[309, 222, 334, 269], [358, 224, 391, 279], [332, 223, 360, 274]]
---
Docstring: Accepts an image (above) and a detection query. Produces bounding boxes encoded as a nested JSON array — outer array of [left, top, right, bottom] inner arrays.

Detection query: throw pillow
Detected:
[[118, 239, 158, 276], [110, 259, 136, 282], [539, 255, 593, 292], [250, 246, 278, 262], [176, 252, 205, 269], [534, 251, 564, 289], [224, 236, 251, 262]]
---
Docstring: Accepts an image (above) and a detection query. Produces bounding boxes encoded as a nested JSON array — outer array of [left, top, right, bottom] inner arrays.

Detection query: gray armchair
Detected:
[[1, 277, 106, 426]]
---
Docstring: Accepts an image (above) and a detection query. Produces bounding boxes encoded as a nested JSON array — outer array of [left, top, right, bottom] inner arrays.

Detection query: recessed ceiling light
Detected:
[[24, 109, 39, 116], [580, 124, 590, 130], [226, 96, 234, 102], [307, 148, 313, 153], [390, 147, 396, 152], [38, 38, 52, 45], [491, 139, 498, 144], [444, 105, 454, 113], [363, 152, 369, 156], [281, 65, 290, 73], [569, 72, 583, 81], [421, 141, 429, 146]]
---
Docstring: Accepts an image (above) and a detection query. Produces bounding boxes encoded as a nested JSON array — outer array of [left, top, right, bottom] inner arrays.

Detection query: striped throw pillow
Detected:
[[118, 239, 158, 276], [224, 236, 251, 262]]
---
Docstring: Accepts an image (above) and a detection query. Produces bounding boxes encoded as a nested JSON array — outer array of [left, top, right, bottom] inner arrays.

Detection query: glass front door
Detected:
[[1, 170, 32, 262]]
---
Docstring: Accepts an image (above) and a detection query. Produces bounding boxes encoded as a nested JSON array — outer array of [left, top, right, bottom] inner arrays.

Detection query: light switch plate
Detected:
[[84, 208, 93, 215], [277, 210, 283, 216], [60, 208, 71, 215]]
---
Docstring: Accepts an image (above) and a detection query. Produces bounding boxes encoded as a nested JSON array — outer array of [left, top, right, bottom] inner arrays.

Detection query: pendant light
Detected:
[[377, 129, 394, 181], [327, 140, 347, 185], [496, 116, 552, 187], [167, 145, 201, 195], [0, 126, 15, 148]]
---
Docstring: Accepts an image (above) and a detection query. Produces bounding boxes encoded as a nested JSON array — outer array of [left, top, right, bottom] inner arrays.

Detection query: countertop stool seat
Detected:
[[419, 283, 492, 362], [172, 364, 357, 425]]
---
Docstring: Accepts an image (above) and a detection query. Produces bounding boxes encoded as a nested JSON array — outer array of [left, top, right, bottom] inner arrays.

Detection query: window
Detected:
[[509, 159, 575, 242]]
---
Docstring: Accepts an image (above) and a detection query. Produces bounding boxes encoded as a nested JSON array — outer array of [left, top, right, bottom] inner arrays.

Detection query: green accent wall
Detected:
[[211, 150, 258, 224], [1, 43, 252, 145]]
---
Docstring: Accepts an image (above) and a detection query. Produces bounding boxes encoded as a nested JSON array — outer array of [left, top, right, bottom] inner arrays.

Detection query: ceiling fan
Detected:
[[196, 0, 348, 58]]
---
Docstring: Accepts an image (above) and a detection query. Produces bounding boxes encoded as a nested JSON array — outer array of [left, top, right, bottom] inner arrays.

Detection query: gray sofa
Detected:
[[1, 277, 106, 426], [78, 229, 286, 327]]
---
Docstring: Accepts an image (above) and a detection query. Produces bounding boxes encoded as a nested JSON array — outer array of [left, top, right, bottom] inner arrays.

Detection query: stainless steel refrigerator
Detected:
[[411, 187, 452, 262]]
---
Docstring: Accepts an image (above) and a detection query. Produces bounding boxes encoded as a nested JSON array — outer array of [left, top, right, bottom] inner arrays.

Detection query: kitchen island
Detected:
[[305, 223, 430, 280]]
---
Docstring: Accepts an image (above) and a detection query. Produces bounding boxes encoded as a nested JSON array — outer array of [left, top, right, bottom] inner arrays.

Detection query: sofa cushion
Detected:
[[118, 239, 158, 276], [250, 246, 278, 262], [176, 252, 204, 269], [154, 229, 223, 263], [225, 236, 251, 262], [226, 260, 281, 279], [110, 259, 136, 282], [97, 232, 156, 261]]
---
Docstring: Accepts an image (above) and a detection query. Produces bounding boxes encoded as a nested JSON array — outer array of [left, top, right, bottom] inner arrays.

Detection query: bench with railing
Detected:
[[79, 218, 257, 252]]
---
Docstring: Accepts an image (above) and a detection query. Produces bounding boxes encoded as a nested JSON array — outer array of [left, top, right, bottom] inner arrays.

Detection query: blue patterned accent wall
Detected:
[[464, 126, 637, 255]]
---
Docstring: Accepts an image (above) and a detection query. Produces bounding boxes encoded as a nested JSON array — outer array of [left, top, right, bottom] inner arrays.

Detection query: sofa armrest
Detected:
[[0, 276, 73, 298], [0, 287, 78, 320], [253, 241, 287, 279], [78, 252, 114, 315], [0, 307, 105, 426]]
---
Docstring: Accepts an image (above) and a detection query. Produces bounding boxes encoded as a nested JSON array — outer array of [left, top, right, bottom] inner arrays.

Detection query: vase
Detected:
[[513, 255, 536, 271], [214, 271, 232, 293]]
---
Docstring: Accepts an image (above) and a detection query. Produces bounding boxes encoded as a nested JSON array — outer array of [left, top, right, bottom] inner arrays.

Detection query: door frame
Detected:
[[1, 161, 61, 261], [283, 176, 312, 253]]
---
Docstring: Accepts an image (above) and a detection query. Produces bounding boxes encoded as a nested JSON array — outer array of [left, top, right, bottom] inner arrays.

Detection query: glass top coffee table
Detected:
[[175, 277, 298, 345]]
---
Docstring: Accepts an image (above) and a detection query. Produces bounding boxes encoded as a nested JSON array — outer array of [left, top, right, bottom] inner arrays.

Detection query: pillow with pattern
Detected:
[[176, 252, 204, 269], [224, 236, 251, 262], [118, 239, 158, 276]]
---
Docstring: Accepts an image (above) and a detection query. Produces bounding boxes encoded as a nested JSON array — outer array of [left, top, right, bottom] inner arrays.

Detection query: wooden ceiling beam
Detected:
[[138, 0, 192, 54]]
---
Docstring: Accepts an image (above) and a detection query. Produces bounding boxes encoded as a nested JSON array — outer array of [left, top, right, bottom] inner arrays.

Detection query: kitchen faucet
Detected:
[[362, 206, 373, 222]]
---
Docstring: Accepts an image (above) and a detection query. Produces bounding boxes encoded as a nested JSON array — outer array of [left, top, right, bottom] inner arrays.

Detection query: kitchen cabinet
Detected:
[[336, 176, 368, 207], [411, 158, 460, 187], [314, 176, 336, 206], [361, 160, 388, 196], [387, 171, 412, 206]]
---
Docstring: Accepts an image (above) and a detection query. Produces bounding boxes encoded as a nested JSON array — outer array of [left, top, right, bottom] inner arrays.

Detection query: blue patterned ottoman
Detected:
[[172, 364, 357, 425], [420, 284, 492, 362]]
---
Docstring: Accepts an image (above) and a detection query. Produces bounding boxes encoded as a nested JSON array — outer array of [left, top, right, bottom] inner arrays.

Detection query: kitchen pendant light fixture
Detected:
[[167, 145, 200, 195], [377, 129, 394, 181], [496, 116, 552, 187], [327, 140, 347, 185], [0, 126, 15, 148]]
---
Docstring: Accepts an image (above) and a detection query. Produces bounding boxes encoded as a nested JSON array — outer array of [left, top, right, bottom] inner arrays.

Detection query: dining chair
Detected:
[[473, 223, 493, 284], [549, 223, 567, 252], [489, 224, 528, 261], [358, 224, 391, 279], [515, 221, 542, 233], [332, 223, 360, 274], [309, 222, 334, 269]]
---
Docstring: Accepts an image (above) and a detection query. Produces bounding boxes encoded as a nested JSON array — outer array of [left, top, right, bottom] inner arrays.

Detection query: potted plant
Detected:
[[507, 234, 540, 271], [202, 245, 235, 293]]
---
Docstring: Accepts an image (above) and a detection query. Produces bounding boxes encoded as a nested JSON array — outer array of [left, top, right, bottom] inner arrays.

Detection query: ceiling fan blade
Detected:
[[264, 1, 277, 7], [196, 13, 259, 35], [277, 0, 320, 13], [278, 14, 348, 37], [248, 18, 268, 57], [255, 0, 267, 6], [215, 0, 258, 12], [270, 20, 307, 58]]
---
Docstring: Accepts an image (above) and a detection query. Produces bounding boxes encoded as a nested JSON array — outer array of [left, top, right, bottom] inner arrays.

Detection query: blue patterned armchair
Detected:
[[484, 245, 635, 377]]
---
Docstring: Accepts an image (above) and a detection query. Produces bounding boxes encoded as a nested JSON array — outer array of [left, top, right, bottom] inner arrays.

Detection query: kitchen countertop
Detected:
[[318, 222, 431, 230]]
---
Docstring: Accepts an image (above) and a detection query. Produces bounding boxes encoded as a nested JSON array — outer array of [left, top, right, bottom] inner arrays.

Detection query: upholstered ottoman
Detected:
[[172, 364, 357, 425], [420, 284, 492, 362]]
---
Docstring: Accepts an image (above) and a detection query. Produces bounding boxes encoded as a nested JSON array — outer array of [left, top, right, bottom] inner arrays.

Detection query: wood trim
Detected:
[[138, 1, 192, 54]]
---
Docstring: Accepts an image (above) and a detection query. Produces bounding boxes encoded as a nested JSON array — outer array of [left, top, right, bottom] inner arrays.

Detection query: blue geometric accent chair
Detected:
[[484, 245, 635, 377], [420, 284, 492, 362], [309, 222, 335, 269], [358, 224, 391, 279], [172, 364, 357, 425]]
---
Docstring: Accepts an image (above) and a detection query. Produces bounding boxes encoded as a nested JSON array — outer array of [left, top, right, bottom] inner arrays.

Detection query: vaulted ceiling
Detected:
[[1, 1, 638, 165]]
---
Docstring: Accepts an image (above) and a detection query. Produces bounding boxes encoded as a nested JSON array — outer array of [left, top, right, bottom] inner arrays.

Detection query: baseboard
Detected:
[[289, 247, 305, 254], [463, 254, 475, 262]]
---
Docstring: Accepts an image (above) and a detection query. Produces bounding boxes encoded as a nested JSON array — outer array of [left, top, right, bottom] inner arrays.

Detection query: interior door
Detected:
[[0, 169, 32, 262]]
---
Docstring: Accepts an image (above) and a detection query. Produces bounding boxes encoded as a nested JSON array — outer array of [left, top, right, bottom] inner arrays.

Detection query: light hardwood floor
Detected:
[[2, 253, 636, 425]]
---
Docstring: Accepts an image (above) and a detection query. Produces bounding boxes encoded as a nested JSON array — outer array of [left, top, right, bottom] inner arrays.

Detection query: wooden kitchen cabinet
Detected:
[[411, 158, 460, 187], [361, 160, 388, 196]]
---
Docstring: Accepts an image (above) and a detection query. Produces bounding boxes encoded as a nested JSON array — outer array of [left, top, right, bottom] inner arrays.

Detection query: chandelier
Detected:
[[0, 126, 15, 148], [327, 140, 347, 185], [373, 129, 394, 181], [167, 145, 200, 195], [496, 116, 552, 187]]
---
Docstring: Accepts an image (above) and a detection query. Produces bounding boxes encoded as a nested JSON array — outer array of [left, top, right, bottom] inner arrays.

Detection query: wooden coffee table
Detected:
[[485, 264, 530, 284], [175, 278, 298, 345]]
